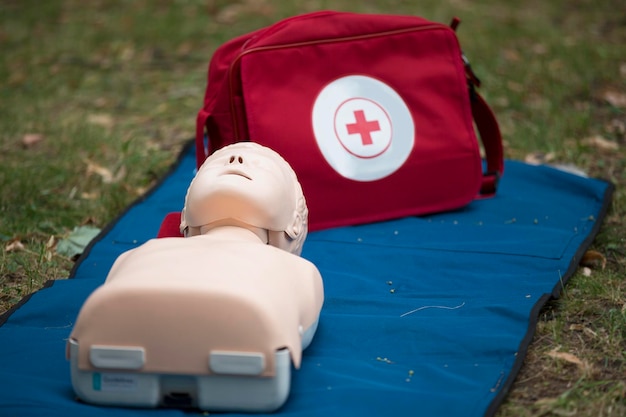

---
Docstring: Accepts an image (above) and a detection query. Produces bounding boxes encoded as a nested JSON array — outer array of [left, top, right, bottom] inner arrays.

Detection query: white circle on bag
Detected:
[[311, 75, 415, 182]]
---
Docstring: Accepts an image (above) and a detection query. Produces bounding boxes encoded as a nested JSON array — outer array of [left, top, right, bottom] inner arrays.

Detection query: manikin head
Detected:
[[180, 142, 308, 256]]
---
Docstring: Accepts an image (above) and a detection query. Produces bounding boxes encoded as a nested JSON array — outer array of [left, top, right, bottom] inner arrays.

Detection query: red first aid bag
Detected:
[[195, 11, 504, 232]]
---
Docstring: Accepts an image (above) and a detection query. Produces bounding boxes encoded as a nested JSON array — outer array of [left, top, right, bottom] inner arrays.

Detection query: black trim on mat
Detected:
[[0, 139, 195, 328], [484, 181, 615, 417], [0, 279, 56, 327]]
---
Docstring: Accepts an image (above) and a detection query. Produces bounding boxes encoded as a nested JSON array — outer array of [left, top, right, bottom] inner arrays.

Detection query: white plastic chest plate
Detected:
[[209, 351, 265, 376], [89, 345, 145, 370]]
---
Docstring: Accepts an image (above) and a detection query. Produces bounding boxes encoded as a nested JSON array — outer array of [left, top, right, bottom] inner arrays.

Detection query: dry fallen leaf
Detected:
[[546, 349, 591, 373], [112, 165, 127, 183], [568, 324, 598, 338], [581, 135, 619, 151], [607, 118, 625, 136], [45, 235, 56, 249], [22, 133, 44, 147], [44, 235, 57, 261], [534, 397, 577, 417], [5, 239, 25, 252], [119, 46, 135, 61], [80, 191, 99, 200], [122, 183, 148, 196], [580, 249, 607, 270], [94, 97, 109, 108], [502, 49, 521, 62], [603, 90, 626, 108], [85, 159, 114, 183], [215, 4, 244, 23], [87, 113, 114, 128], [532, 43, 548, 55], [506, 81, 524, 93], [524, 151, 555, 165], [547, 350, 583, 366], [84, 159, 126, 184], [176, 42, 193, 56]]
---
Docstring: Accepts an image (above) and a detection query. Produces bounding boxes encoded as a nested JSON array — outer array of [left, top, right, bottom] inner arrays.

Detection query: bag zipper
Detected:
[[242, 10, 338, 50], [227, 23, 449, 140]]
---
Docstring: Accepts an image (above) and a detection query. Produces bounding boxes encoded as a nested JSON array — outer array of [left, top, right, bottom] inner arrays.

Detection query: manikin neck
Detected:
[[198, 221, 269, 245]]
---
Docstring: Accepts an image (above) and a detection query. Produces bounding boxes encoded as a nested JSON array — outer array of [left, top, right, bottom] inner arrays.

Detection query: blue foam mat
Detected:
[[0, 141, 612, 417]]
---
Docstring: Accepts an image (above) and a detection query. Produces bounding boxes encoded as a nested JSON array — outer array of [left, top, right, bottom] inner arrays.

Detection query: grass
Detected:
[[1, 0, 624, 415]]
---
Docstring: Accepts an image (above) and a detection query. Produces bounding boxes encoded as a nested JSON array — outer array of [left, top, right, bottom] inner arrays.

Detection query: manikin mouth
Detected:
[[221, 169, 252, 180]]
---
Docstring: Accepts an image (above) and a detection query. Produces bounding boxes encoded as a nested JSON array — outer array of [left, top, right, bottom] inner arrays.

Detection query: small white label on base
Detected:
[[93, 372, 139, 392]]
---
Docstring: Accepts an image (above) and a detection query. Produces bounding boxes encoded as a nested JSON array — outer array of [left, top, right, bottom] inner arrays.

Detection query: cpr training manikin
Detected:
[[67, 142, 324, 412]]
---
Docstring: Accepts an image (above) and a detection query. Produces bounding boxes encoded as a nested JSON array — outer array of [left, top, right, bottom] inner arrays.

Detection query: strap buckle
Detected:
[[480, 171, 501, 195], [450, 18, 481, 88], [462, 53, 481, 88]]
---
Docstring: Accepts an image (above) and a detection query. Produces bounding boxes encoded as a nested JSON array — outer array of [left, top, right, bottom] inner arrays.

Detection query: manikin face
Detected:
[[182, 143, 307, 250]]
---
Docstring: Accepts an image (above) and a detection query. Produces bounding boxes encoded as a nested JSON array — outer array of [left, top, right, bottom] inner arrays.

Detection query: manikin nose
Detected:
[[227, 155, 244, 164]]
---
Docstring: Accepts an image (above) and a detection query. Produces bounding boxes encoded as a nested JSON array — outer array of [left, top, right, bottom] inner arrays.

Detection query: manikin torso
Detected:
[[105, 226, 323, 350], [69, 143, 324, 377]]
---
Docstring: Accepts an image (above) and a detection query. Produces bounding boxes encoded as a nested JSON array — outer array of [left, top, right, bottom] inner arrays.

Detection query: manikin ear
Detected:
[[179, 209, 188, 236], [285, 212, 303, 240], [179, 209, 201, 237], [268, 210, 307, 256]]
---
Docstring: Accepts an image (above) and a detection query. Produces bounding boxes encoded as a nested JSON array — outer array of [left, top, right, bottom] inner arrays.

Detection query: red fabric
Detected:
[[156, 212, 183, 238], [472, 92, 504, 196], [195, 11, 504, 231]]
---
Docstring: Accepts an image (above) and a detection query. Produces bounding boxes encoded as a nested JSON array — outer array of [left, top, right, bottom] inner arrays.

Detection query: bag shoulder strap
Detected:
[[451, 17, 504, 196], [472, 90, 504, 196]]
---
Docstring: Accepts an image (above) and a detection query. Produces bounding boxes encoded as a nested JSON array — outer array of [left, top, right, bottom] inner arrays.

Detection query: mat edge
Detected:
[[483, 180, 616, 417], [0, 279, 56, 327]]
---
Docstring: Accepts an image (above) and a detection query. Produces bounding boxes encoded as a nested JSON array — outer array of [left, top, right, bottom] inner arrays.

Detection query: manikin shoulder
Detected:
[[106, 236, 320, 284]]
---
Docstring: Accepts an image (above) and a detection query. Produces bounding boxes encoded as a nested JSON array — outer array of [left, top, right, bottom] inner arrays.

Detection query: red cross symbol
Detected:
[[346, 110, 380, 146]]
